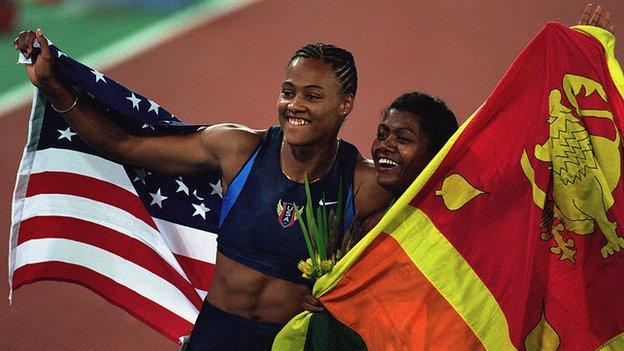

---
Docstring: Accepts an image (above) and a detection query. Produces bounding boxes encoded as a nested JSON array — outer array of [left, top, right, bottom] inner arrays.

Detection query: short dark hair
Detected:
[[290, 43, 358, 97], [385, 92, 458, 156]]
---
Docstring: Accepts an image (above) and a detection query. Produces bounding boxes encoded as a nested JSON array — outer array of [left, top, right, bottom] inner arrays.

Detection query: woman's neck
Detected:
[[280, 138, 340, 183]]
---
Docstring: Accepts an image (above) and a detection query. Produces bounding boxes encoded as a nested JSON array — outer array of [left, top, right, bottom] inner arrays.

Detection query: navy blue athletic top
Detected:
[[218, 126, 358, 285]]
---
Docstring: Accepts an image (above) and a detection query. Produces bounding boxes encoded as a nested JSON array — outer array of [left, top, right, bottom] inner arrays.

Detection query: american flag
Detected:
[[9, 44, 223, 343]]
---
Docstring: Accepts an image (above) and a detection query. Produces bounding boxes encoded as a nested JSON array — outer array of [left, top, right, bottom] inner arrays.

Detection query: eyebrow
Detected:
[[379, 121, 416, 131], [282, 81, 325, 91], [379, 124, 418, 135], [303, 84, 324, 90]]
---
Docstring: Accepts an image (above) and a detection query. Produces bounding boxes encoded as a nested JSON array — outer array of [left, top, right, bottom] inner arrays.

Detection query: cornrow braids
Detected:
[[385, 92, 458, 157], [290, 43, 358, 97]]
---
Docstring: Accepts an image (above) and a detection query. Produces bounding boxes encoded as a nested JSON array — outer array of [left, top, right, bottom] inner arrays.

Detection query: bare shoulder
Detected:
[[202, 123, 265, 138], [353, 156, 392, 218], [201, 123, 265, 151], [200, 123, 267, 182]]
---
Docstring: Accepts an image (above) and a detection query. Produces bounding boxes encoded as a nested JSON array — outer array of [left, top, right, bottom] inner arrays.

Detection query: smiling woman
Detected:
[[372, 92, 458, 197], [300, 91, 459, 325]]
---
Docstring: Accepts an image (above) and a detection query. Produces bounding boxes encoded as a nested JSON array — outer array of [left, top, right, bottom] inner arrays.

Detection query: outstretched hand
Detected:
[[578, 4, 615, 33], [13, 28, 60, 91]]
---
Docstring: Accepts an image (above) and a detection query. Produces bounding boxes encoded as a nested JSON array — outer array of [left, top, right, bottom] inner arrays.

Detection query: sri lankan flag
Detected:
[[273, 23, 624, 351]]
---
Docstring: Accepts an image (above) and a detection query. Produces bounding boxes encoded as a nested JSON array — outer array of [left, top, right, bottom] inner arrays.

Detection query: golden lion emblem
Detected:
[[521, 74, 623, 260]]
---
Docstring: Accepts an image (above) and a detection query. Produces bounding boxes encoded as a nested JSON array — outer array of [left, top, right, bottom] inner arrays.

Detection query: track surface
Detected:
[[2, 1, 623, 349]]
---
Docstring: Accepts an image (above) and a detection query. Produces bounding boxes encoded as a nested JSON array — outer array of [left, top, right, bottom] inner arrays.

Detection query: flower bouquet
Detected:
[[295, 176, 370, 350], [295, 176, 364, 280]]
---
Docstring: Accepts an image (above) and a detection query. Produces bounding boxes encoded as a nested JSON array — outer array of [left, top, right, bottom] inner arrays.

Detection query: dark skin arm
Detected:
[[13, 29, 261, 181]]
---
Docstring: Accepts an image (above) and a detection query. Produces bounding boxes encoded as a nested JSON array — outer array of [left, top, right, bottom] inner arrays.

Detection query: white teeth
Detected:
[[378, 158, 399, 166], [288, 117, 309, 126]]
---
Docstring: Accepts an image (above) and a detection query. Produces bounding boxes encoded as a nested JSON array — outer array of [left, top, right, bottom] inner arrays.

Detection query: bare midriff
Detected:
[[205, 252, 309, 324]]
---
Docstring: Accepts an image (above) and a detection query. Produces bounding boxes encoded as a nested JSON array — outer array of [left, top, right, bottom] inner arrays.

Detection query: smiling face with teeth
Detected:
[[371, 109, 432, 196], [277, 57, 353, 148]]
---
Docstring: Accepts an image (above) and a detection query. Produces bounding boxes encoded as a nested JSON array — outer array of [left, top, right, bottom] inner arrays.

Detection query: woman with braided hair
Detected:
[[14, 31, 391, 350]]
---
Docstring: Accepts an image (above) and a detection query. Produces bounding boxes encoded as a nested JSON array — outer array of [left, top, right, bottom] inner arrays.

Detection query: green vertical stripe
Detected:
[[304, 311, 367, 351]]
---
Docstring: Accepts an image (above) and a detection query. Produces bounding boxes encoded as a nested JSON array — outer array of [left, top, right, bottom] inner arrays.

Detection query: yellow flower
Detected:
[[320, 258, 334, 273], [298, 259, 314, 279]]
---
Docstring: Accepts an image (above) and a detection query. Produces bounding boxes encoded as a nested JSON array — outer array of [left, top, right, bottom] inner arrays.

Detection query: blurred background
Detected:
[[2, 0, 624, 349], [0, 0, 217, 110]]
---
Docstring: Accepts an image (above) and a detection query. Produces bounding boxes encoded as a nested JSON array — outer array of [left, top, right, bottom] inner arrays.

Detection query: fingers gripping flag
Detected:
[[9, 43, 222, 343], [275, 24, 624, 351]]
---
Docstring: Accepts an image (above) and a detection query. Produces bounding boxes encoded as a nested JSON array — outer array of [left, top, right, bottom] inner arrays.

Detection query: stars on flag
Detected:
[[57, 127, 77, 141], [91, 69, 107, 83], [193, 189, 204, 201], [126, 93, 141, 110], [210, 180, 223, 198], [42, 43, 221, 226], [130, 173, 219, 221], [48, 43, 184, 123], [149, 188, 168, 208], [192, 203, 210, 219], [175, 178, 190, 195], [133, 168, 151, 185], [148, 100, 160, 115]]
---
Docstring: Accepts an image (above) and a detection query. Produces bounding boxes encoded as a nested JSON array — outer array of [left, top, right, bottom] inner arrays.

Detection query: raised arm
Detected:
[[14, 29, 262, 179], [578, 4, 615, 32]]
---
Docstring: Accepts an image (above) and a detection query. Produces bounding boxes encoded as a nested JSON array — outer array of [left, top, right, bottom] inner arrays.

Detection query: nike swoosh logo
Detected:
[[319, 200, 338, 206]]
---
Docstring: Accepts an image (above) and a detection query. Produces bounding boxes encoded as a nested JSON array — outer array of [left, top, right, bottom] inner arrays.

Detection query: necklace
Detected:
[[280, 138, 341, 183]]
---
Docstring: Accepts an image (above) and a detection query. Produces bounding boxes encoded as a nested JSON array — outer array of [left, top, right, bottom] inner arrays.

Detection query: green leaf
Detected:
[[303, 175, 319, 251], [321, 192, 328, 258], [295, 203, 315, 270], [316, 205, 327, 260]]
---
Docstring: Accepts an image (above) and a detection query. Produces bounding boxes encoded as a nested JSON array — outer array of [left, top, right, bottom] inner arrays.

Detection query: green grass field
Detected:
[[0, 1, 201, 96]]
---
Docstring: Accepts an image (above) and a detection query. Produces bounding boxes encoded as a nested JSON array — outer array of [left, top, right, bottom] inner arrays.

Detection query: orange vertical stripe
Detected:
[[321, 233, 485, 350]]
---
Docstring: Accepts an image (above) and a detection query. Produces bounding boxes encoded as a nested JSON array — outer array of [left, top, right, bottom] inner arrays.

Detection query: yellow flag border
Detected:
[[573, 22, 624, 351], [572, 25, 624, 100], [387, 205, 516, 350]]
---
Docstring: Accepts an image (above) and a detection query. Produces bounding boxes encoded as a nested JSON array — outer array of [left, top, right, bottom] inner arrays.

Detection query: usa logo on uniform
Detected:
[[276, 199, 304, 228]]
